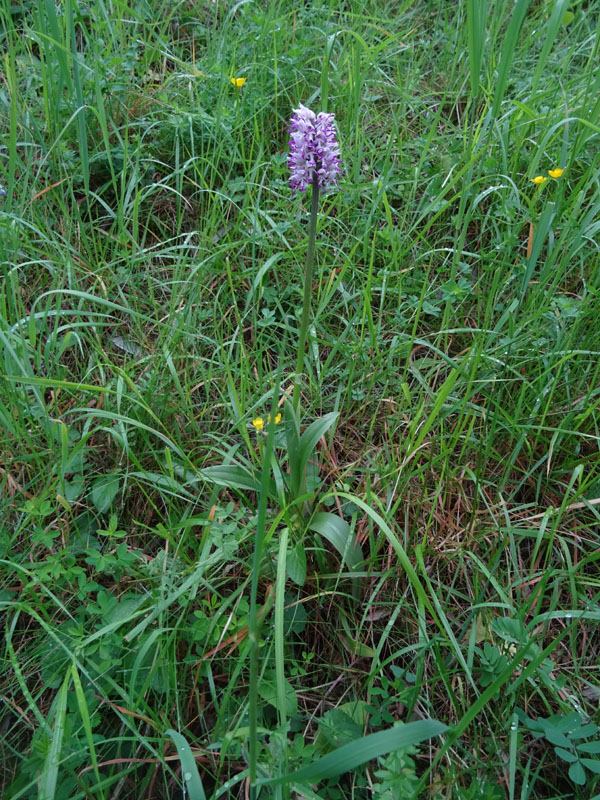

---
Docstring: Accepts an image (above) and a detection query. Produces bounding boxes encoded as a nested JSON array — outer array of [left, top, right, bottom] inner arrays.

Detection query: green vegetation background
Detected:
[[1, 0, 600, 798]]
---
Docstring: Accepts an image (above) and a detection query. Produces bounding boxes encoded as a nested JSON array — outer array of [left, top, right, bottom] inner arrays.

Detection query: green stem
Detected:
[[292, 174, 320, 414], [248, 391, 279, 794]]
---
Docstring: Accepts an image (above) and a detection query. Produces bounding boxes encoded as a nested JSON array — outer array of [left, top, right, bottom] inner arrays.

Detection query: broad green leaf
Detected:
[[308, 512, 363, 571], [314, 701, 372, 753], [258, 719, 448, 786], [165, 729, 207, 800], [298, 413, 338, 477], [569, 760, 586, 785], [581, 758, 600, 774], [545, 729, 572, 748], [571, 723, 599, 739], [555, 746, 577, 763], [553, 712, 584, 732], [201, 465, 261, 492], [287, 542, 307, 586], [318, 708, 363, 748], [91, 472, 120, 513], [105, 592, 146, 626], [258, 672, 298, 716], [202, 465, 278, 502], [286, 409, 338, 500], [64, 474, 85, 502], [578, 742, 600, 754]]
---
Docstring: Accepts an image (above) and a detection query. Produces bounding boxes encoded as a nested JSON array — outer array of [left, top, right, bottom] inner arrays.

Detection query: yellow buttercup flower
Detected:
[[231, 77, 247, 88], [548, 168, 564, 179], [253, 412, 281, 431], [531, 176, 548, 185]]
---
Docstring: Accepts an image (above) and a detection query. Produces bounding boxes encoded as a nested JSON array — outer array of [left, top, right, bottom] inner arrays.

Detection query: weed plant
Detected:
[[1, 1, 600, 798]]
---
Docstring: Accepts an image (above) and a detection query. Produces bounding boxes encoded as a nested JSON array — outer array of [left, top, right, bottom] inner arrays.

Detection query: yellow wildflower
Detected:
[[531, 176, 548, 185], [548, 168, 564, 179], [231, 77, 247, 88], [253, 412, 281, 430]]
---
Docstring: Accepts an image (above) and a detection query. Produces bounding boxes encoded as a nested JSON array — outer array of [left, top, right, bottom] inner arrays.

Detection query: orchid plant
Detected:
[[288, 104, 341, 412], [200, 103, 348, 796]]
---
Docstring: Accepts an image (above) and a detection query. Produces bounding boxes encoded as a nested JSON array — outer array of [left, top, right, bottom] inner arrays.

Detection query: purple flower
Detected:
[[288, 104, 341, 195]]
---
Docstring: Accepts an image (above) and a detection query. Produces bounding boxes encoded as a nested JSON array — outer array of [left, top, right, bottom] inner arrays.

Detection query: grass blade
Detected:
[[491, 0, 534, 119], [38, 670, 70, 800], [164, 729, 207, 800], [466, 0, 488, 101], [258, 720, 448, 786], [71, 661, 105, 800]]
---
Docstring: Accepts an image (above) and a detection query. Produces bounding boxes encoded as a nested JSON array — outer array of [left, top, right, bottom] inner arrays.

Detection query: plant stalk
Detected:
[[292, 173, 320, 414], [248, 388, 280, 796]]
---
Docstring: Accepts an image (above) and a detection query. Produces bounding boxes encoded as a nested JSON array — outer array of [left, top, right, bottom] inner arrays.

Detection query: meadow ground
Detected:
[[1, 1, 600, 798]]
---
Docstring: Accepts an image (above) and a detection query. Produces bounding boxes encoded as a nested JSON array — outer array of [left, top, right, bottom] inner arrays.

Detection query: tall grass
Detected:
[[1, 1, 600, 798]]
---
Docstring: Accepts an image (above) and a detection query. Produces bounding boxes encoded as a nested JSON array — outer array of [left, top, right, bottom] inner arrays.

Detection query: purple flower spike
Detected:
[[288, 104, 341, 195]]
